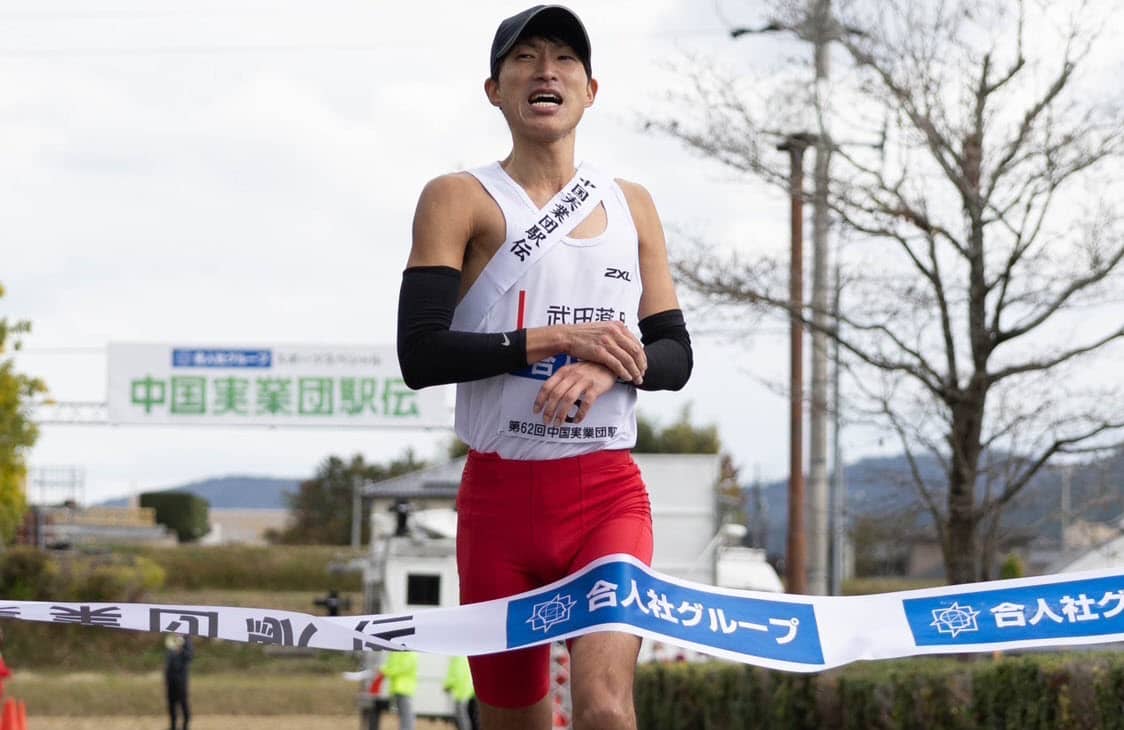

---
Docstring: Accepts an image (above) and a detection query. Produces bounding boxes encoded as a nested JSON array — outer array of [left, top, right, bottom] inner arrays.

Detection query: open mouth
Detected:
[[529, 92, 563, 108]]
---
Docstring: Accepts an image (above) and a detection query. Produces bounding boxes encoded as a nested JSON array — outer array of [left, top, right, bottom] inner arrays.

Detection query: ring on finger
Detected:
[[565, 398, 583, 424]]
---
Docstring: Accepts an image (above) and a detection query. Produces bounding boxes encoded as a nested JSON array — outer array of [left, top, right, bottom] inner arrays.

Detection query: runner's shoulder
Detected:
[[614, 178, 661, 227], [418, 172, 490, 210]]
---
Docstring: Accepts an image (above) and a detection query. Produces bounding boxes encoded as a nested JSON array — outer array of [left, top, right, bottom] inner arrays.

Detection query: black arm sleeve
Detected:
[[396, 266, 528, 389], [636, 308, 693, 392]]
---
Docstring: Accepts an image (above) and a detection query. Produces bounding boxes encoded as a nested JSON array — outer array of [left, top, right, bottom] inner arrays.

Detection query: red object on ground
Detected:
[[1, 697, 17, 730], [0, 655, 11, 698]]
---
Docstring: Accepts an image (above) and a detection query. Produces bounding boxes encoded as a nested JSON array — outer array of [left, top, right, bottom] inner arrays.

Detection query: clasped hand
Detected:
[[563, 321, 646, 385], [533, 360, 619, 425]]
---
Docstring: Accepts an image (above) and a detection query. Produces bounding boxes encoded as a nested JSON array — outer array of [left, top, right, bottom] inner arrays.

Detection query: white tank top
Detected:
[[453, 161, 642, 460]]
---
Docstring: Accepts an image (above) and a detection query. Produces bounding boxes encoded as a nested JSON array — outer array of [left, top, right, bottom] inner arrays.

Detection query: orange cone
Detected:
[[0, 698, 16, 730], [15, 700, 25, 730]]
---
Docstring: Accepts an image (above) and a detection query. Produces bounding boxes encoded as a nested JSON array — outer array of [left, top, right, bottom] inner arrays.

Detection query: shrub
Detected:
[[0, 548, 164, 603], [999, 554, 1026, 580], [0, 545, 60, 599], [634, 653, 1124, 730], [74, 555, 166, 602], [139, 492, 209, 542]]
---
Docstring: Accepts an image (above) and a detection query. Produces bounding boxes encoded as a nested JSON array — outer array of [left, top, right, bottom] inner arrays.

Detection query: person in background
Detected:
[[444, 655, 476, 730], [313, 588, 349, 617], [164, 633, 193, 730], [379, 650, 418, 730]]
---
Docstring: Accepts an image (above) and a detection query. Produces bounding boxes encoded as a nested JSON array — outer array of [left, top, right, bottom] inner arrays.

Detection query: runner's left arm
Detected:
[[621, 180, 693, 392]]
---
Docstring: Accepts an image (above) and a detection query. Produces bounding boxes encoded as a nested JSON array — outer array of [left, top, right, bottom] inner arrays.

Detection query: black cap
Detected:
[[490, 5, 592, 80]]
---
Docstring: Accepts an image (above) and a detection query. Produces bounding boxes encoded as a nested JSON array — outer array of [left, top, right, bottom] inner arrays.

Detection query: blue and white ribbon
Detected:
[[4, 554, 1124, 671]]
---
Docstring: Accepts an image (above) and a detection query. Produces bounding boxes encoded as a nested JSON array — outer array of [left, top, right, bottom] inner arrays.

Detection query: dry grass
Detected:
[[146, 588, 353, 614], [123, 545, 365, 592], [8, 673, 362, 716]]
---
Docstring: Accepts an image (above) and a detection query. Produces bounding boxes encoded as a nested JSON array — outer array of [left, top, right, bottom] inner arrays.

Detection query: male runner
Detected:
[[397, 6, 692, 729]]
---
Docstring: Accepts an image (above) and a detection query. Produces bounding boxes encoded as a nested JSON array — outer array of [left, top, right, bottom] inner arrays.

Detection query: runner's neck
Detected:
[[500, 141, 579, 206]]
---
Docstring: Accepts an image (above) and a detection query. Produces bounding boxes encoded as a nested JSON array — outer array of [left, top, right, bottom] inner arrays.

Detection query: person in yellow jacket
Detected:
[[443, 656, 476, 730], [378, 651, 418, 730]]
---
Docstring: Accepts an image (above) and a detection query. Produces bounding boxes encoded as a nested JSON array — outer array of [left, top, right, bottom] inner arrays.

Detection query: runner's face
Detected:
[[486, 36, 596, 141]]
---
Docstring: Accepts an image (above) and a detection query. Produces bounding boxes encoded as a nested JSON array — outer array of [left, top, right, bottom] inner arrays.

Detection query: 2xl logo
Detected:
[[604, 268, 632, 281]]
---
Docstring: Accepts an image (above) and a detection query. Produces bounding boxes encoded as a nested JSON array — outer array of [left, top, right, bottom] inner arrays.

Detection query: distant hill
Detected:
[[745, 448, 1124, 557], [100, 476, 301, 510]]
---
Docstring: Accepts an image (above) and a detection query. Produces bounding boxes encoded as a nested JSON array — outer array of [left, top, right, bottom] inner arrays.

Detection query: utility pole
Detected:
[[778, 132, 814, 595], [1060, 464, 1073, 550], [807, 0, 833, 596], [351, 474, 362, 549], [830, 262, 846, 594]]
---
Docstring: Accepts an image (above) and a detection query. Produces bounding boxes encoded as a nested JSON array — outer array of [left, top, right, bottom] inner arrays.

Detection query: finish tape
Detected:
[[4, 554, 1123, 671]]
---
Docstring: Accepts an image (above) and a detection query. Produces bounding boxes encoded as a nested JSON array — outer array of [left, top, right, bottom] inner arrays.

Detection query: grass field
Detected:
[[8, 673, 452, 729], [31, 717, 449, 729], [9, 672, 364, 716]]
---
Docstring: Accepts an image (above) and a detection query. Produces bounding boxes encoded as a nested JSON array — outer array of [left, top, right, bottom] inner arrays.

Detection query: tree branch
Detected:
[[991, 326, 1124, 383]]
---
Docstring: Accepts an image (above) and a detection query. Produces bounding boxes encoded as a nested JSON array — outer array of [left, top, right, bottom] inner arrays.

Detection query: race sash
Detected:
[[5, 554, 1124, 672], [451, 163, 611, 332]]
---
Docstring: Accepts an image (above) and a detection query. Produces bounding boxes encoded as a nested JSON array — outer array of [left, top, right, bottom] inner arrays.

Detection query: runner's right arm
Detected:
[[398, 174, 647, 389]]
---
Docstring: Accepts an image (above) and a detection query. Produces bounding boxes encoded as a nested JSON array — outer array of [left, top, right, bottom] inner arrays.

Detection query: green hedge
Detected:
[[139, 491, 209, 542], [635, 654, 1124, 730]]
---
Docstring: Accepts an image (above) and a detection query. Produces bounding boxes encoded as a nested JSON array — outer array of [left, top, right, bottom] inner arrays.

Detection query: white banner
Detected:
[[106, 343, 448, 428], [4, 555, 1124, 671]]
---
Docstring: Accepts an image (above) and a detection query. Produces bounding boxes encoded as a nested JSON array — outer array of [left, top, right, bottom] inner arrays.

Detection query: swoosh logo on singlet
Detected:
[[501, 332, 511, 347]]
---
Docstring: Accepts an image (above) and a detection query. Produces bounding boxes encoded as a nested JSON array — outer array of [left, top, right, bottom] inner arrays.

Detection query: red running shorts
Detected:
[[455, 448, 653, 708]]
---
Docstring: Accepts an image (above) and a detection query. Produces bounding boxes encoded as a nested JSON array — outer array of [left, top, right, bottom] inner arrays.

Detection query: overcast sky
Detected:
[[5, 0, 1116, 504]]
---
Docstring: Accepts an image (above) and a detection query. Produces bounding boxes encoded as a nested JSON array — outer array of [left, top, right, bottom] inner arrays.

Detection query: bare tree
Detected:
[[649, 0, 1124, 582]]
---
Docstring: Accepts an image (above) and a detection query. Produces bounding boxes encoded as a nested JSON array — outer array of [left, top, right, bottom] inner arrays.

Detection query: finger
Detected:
[[533, 383, 548, 414], [552, 381, 587, 425], [566, 390, 600, 424], [617, 345, 643, 384], [594, 336, 639, 381], [614, 331, 647, 381], [555, 377, 588, 425], [535, 375, 566, 416], [593, 349, 631, 382], [607, 332, 645, 383], [631, 338, 648, 375], [537, 374, 573, 423]]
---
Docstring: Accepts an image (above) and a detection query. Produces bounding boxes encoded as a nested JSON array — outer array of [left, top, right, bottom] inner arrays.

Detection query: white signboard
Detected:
[[107, 343, 448, 428]]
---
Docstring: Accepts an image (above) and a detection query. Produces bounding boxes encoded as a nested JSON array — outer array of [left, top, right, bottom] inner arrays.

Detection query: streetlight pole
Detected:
[[808, 0, 833, 597], [778, 132, 814, 595], [731, 1, 838, 596]]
